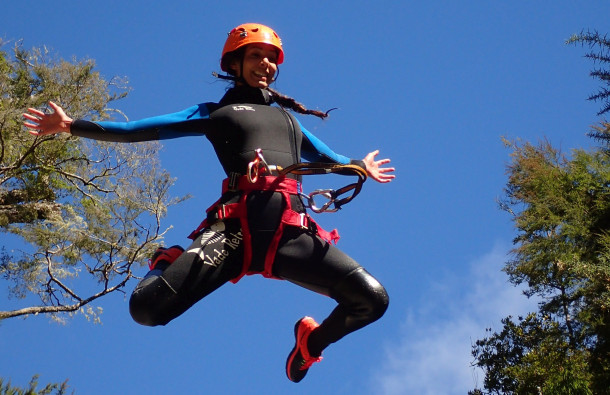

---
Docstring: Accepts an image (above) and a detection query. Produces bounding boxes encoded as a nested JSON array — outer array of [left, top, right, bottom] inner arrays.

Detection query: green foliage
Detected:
[[0, 42, 186, 322], [471, 32, 610, 392], [568, 30, 610, 147], [0, 375, 69, 395], [472, 313, 592, 394], [567, 30, 610, 117], [471, 140, 610, 394]]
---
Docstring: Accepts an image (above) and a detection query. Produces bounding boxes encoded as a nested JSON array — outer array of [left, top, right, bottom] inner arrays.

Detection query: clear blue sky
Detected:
[[1, 1, 608, 394]]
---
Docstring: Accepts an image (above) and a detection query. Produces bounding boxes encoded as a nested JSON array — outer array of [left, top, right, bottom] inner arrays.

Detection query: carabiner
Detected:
[[247, 159, 260, 183], [255, 149, 271, 173], [247, 149, 279, 183], [300, 189, 339, 213]]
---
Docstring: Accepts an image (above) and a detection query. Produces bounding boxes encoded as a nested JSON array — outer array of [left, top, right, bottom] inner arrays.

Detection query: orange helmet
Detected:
[[221, 23, 284, 72]]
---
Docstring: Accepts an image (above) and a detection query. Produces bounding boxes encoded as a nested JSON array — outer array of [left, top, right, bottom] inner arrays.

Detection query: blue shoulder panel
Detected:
[[297, 118, 350, 164]]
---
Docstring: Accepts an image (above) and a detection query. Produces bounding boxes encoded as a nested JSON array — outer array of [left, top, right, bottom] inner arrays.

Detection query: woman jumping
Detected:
[[23, 23, 395, 383]]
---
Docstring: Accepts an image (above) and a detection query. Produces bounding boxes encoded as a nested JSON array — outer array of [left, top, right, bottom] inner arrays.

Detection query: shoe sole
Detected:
[[286, 318, 303, 382]]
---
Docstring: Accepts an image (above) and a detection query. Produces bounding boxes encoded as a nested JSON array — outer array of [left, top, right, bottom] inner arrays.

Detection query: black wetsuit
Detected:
[[71, 86, 388, 356]]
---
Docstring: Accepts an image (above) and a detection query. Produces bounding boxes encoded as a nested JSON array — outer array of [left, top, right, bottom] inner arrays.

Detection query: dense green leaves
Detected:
[[472, 141, 610, 394], [472, 313, 592, 394]]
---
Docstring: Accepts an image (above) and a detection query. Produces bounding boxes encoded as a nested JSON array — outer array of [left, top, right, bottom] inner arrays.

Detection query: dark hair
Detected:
[[266, 87, 332, 119], [221, 48, 332, 120], [221, 47, 246, 75]]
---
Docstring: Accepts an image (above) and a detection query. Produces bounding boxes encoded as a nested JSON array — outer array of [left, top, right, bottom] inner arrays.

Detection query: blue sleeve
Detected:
[[298, 118, 351, 165], [71, 104, 211, 142]]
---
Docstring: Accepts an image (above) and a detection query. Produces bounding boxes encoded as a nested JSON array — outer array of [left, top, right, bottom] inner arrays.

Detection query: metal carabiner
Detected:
[[300, 189, 339, 213], [247, 149, 278, 183], [247, 156, 260, 183], [255, 149, 271, 173]]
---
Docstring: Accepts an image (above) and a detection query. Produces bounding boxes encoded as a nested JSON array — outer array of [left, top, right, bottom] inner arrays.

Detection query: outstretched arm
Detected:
[[298, 119, 395, 183], [23, 101, 73, 136], [24, 101, 211, 143], [362, 150, 395, 183]]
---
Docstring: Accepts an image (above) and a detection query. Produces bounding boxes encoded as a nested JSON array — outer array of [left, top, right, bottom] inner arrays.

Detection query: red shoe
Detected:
[[286, 316, 323, 383], [148, 245, 184, 270]]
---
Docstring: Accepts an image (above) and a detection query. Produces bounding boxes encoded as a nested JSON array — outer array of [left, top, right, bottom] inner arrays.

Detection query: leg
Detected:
[[274, 227, 389, 355], [129, 220, 244, 326]]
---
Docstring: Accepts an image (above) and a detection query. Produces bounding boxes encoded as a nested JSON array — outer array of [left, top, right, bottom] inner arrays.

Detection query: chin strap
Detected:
[[212, 68, 279, 84], [212, 71, 238, 82]]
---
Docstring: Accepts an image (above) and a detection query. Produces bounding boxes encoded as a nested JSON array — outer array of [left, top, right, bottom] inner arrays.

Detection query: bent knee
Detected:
[[332, 267, 389, 323], [358, 276, 389, 323], [129, 276, 175, 327], [129, 291, 165, 327], [366, 280, 389, 322]]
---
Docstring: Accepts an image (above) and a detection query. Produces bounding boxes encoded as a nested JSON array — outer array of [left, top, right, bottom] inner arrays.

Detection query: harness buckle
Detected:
[[299, 212, 307, 229], [206, 204, 228, 223], [228, 172, 240, 191], [298, 212, 318, 234]]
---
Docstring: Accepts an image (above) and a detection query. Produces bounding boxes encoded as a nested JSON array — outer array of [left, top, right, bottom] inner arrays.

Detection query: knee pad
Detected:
[[129, 275, 175, 327], [331, 267, 389, 324]]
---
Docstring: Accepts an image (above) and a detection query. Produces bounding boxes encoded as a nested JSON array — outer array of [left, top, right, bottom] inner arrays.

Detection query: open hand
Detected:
[[23, 101, 73, 136], [363, 150, 395, 183]]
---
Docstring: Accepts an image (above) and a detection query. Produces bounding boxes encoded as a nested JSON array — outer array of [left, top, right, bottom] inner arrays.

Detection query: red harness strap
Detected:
[[188, 175, 340, 283]]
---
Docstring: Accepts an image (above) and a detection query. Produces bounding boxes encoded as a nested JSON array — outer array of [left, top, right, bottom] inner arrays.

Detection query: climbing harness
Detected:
[[188, 149, 367, 283]]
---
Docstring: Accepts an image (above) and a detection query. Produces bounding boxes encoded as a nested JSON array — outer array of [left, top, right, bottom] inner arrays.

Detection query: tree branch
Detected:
[[0, 268, 134, 320]]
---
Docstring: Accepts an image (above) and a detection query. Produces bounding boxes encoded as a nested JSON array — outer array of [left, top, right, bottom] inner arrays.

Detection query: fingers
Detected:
[[23, 108, 44, 131], [26, 107, 45, 117], [23, 112, 41, 123], [375, 158, 392, 166], [48, 101, 64, 115], [22, 111, 42, 135], [372, 175, 394, 183], [378, 166, 396, 174], [365, 150, 380, 160], [378, 173, 396, 182]]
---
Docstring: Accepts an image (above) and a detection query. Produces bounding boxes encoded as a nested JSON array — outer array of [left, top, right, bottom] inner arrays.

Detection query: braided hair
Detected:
[[265, 87, 333, 119]]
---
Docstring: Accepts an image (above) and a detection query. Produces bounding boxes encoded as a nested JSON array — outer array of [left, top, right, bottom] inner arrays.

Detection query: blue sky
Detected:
[[1, 1, 608, 394]]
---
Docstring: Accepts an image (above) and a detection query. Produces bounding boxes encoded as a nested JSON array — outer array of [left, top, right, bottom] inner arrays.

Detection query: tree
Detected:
[[0, 375, 69, 395], [470, 139, 610, 394], [0, 42, 184, 322], [470, 31, 610, 394], [567, 30, 610, 145], [567, 30, 610, 117], [471, 313, 592, 394]]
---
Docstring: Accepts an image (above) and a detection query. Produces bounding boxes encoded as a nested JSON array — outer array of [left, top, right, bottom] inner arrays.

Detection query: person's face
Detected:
[[231, 44, 278, 88]]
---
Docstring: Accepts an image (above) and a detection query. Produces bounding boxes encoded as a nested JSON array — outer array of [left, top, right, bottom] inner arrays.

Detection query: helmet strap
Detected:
[[270, 66, 279, 83]]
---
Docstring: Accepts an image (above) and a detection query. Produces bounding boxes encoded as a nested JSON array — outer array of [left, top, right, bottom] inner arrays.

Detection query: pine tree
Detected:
[[471, 140, 610, 393], [568, 30, 610, 145]]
